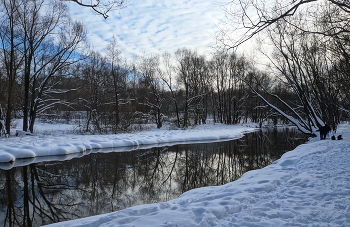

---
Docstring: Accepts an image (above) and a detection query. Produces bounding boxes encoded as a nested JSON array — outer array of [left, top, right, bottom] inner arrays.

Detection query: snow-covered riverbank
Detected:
[[0, 123, 256, 166], [43, 124, 349, 227]]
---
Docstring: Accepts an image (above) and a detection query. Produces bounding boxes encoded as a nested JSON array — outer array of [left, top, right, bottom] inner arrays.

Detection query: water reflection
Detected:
[[0, 127, 309, 226]]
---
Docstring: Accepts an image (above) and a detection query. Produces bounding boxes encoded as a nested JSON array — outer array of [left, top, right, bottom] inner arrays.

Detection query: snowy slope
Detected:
[[42, 124, 350, 227]]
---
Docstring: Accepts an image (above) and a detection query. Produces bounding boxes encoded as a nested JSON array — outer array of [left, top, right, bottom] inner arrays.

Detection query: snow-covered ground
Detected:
[[39, 124, 349, 227]]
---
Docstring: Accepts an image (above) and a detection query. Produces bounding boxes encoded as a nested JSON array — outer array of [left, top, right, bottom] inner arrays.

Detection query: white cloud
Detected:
[[68, 0, 226, 59]]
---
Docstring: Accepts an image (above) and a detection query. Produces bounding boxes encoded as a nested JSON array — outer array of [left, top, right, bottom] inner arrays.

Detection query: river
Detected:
[[0, 127, 309, 226]]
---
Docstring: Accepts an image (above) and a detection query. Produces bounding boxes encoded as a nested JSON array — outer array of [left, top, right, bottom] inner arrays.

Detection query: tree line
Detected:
[[1, 0, 350, 136]]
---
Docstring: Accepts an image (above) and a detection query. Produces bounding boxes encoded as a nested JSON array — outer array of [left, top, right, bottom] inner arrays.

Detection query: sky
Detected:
[[68, 0, 229, 60]]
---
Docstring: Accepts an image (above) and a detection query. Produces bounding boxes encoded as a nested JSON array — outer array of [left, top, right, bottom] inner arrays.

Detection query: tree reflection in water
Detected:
[[0, 127, 308, 226]]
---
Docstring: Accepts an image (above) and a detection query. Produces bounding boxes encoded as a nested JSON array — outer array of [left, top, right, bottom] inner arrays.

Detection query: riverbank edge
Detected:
[[0, 124, 258, 167]]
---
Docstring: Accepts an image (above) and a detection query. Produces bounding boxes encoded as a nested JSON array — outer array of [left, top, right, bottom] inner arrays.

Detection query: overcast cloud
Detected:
[[68, 0, 227, 59]]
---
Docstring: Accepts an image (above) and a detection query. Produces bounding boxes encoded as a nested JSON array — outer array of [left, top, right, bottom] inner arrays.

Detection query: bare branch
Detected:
[[62, 0, 128, 19], [222, 0, 350, 49]]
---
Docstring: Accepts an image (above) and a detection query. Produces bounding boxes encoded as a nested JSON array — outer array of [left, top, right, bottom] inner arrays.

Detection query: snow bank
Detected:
[[0, 124, 256, 165], [43, 124, 350, 227]]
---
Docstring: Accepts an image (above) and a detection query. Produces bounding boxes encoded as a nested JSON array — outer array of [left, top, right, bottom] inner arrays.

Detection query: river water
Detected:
[[0, 127, 309, 226]]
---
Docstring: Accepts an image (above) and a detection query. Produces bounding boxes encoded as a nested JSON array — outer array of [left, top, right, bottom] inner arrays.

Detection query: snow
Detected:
[[0, 122, 256, 167], [2, 122, 350, 226]]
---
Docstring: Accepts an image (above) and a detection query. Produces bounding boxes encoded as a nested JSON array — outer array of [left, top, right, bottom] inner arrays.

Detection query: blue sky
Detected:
[[68, 0, 227, 59]]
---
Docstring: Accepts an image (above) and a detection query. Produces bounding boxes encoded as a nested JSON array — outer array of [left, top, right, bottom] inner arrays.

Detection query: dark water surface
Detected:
[[0, 127, 309, 226]]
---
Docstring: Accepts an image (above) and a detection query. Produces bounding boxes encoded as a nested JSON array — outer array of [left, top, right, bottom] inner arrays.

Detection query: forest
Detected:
[[1, 0, 350, 136]]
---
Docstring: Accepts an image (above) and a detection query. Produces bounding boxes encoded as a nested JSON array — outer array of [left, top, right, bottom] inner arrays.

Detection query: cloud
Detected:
[[68, 0, 226, 60]]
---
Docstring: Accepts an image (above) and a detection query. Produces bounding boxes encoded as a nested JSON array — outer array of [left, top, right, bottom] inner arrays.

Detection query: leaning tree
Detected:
[[219, 0, 350, 134]]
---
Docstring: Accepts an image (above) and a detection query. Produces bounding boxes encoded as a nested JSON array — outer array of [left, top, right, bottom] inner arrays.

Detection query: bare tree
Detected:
[[136, 54, 165, 129], [0, 104, 5, 136], [0, 0, 22, 135], [0, 0, 87, 134], [208, 51, 249, 124], [242, 9, 350, 134], [78, 51, 110, 133], [16, 0, 88, 133], [175, 48, 210, 128], [160, 52, 181, 128], [218, 1, 350, 134], [27, 23, 87, 133], [106, 36, 128, 131]]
